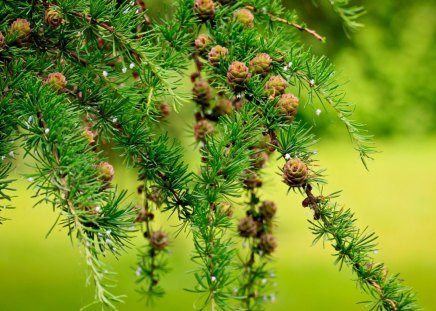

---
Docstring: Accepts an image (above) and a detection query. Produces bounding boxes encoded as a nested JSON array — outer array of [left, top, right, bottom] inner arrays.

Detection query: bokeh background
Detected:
[[1, 1, 435, 310]]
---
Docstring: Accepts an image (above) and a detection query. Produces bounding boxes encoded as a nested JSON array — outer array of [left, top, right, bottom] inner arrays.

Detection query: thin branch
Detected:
[[303, 184, 398, 311], [245, 5, 326, 42]]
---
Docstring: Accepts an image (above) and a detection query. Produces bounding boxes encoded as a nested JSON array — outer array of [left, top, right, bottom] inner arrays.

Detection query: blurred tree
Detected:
[[284, 0, 436, 136]]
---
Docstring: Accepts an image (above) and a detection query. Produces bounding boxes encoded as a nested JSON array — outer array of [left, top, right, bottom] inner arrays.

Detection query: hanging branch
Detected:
[[301, 184, 418, 311]]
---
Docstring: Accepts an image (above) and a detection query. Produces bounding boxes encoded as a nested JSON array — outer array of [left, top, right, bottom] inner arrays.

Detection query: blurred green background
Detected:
[[1, 1, 435, 310]]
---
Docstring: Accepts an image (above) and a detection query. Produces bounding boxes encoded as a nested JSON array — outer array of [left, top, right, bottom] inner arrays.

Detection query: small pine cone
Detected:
[[234, 9, 254, 28], [250, 148, 269, 169], [282, 158, 309, 188], [265, 76, 287, 98], [227, 61, 251, 89], [195, 34, 212, 53], [192, 79, 212, 107], [242, 171, 262, 189], [257, 133, 276, 154], [259, 233, 277, 254], [157, 101, 171, 119], [194, 119, 214, 141], [238, 216, 258, 238], [259, 200, 277, 219], [276, 93, 299, 121], [194, 0, 216, 21], [149, 230, 169, 251], [208, 45, 229, 66], [147, 186, 163, 206], [0, 32, 5, 49], [135, 206, 154, 222], [249, 53, 272, 76], [10, 18, 31, 42], [82, 128, 96, 145], [213, 98, 233, 116], [44, 7, 64, 28], [96, 161, 115, 183], [46, 72, 67, 91]]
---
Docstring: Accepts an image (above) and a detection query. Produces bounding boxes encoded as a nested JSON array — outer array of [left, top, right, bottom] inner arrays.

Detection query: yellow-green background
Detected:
[[1, 0, 435, 310]]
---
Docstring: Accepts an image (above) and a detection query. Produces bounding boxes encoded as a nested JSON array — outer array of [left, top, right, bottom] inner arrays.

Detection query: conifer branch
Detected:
[[0, 71, 19, 222], [189, 109, 262, 309], [326, 0, 366, 33], [291, 66, 376, 167], [302, 184, 419, 310], [237, 191, 277, 310], [13, 77, 134, 308], [135, 182, 170, 303]]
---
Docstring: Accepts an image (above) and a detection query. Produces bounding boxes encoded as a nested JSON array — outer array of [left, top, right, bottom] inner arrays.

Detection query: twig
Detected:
[[245, 5, 326, 43]]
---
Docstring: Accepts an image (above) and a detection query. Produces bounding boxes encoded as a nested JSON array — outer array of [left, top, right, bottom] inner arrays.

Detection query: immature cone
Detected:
[[249, 53, 272, 76], [82, 128, 95, 145], [147, 186, 163, 206], [10, 18, 31, 42], [282, 158, 309, 188], [149, 230, 169, 251], [194, 119, 214, 141], [157, 101, 171, 119], [0, 32, 5, 49], [227, 61, 251, 89], [259, 233, 277, 254], [96, 162, 115, 183], [250, 148, 269, 169], [44, 7, 64, 27], [195, 34, 212, 53], [259, 200, 277, 219], [135, 206, 154, 222], [276, 93, 299, 121], [233, 9, 255, 28], [242, 171, 262, 189], [192, 79, 212, 107], [238, 217, 258, 238], [265, 75, 287, 98], [194, 0, 216, 21], [213, 98, 233, 116], [256, 133, 276, 154], [46, 72, 67, 91], [208, 45, 228, 66]]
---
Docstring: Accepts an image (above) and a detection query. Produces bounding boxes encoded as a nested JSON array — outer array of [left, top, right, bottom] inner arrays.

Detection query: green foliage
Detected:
[[325, 0, 366, 33], [0, 0, 420, 310], [309, 198, 419, 311]]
